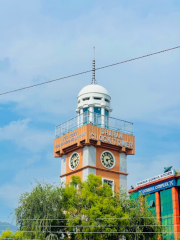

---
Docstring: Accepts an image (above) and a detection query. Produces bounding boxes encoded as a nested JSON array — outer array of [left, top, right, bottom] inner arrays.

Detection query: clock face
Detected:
[[69, 152, 80, 170], [101, 151, 115, 169]]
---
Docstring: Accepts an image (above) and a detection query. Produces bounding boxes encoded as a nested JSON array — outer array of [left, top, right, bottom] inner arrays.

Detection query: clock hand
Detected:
[[104, 156, 109, 164], [73, 156, 77, 166]]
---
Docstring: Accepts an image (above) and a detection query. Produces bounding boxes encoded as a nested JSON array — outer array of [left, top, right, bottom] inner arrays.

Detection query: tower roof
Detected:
[[78, 84, 110, 98]]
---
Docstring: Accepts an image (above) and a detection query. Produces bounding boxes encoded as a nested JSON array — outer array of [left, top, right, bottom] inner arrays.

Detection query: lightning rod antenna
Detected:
[[91, 46, 97, 84]]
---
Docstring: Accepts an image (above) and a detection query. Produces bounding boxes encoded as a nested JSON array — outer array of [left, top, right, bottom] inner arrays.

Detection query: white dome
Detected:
[[76, 83, 112, 114], [78, 84, 110, 98]]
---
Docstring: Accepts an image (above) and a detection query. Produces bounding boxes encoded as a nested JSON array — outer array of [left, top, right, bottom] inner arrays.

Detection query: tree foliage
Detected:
[[15, 181, 67, 240], [14, 174, 164, 240], [174, 169, 180, 175], [120, 191, 165, 240], [62, 174, 163, 240], [0, 228, 23, 240]]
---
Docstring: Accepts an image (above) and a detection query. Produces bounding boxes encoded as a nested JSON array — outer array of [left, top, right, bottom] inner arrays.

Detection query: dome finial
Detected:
[[91, 46, 97, 85]]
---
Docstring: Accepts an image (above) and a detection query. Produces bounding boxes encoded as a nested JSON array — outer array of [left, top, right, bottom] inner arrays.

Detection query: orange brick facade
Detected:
[[54, 124, 135, 191]]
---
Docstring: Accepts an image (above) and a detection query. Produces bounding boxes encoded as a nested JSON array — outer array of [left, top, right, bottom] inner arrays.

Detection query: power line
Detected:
[[0, 231, 177, 234], [14, 216, 178, 220], [0, 45, 180, 96], [0, 224, 176, 229]]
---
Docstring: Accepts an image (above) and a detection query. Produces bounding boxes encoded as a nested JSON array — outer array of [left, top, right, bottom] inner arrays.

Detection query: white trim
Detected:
[[61, 155, 66, 175], [102, 178, 115, 193], [100, 150, 115, 169], [69, 152, 80, 170], [61, 176, 66, 186], [83, 168, 96, 181]]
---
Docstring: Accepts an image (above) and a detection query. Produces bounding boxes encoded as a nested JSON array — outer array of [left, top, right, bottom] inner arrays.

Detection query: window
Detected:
[[160, 189, 174, 239], [105, 109, 109, 128], [69, 181, 78, 189], [83, 97, 90, 101], [105, 109, 109, 117], [83, 108, 89, 112], [94, 97, 101, 100], [94, 107, 101, 126], [105, 99, 110, 103], [83, 108, 89, 124], [148, 200, 155, 208], [146, 193, 156, 213], [102, 178, 114, 192]]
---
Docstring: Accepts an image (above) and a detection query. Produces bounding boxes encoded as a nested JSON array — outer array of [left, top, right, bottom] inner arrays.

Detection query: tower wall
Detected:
[[55, 124, 134, 191]]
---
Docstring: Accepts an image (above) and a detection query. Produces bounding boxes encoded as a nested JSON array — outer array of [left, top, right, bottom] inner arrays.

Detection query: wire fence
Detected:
[[1, 217, 178, 239]]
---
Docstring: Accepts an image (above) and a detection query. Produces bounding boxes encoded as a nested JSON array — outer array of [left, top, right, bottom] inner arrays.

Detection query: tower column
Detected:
[[101, 106, 105, 128], [172, 187, 180, 239], [155, 192, 161, 223], [76, 110, 80, 127]]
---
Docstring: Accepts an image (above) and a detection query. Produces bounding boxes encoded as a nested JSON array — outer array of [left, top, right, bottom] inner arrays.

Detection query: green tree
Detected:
[[120, 191, 164, 240], [15, 181, 67, 240], [63, 174, 129, 240], [63, 174, 163, 240], [174, 169, 180, 175], [0, 228, 23, 240], [14, 175, 164, 240]]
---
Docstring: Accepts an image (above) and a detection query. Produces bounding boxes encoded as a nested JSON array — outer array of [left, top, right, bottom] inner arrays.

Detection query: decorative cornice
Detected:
[[60, 165, 128, 178]]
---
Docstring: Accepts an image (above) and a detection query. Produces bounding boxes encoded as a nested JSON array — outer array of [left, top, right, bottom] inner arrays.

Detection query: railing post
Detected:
[[80, 108, 83, 126], [77, 113, 80, 128]]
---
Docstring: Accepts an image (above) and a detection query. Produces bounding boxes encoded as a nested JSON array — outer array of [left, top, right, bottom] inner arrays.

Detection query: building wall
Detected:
[[83, 168, 96, 181], [160, 188, 174, 239], [61, 155, 66, 175], [66, 171, 83, 183], [60, 144, 128, 192], [96, 169, 120, 192], [129, 185, 180, 240], [83, 146, 96, 167], [96, 147, 120, 171], [65, 148, 83, 183]]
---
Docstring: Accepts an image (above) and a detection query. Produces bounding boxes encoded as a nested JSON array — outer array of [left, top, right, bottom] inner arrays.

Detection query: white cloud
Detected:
[[0, 119, 53, 152], [0, 1, 180, 126], [0, 151, 60, 210]]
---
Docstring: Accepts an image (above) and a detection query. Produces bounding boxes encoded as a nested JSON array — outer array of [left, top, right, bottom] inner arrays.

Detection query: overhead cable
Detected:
[[0, 45, 180, 96]]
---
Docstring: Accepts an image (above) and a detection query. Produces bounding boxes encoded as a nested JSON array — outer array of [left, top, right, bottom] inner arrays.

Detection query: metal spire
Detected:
[[91, 47, 97, 84]]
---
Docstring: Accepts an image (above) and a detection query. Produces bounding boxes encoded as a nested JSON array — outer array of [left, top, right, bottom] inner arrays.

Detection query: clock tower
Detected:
[[54, 60, 135, 192]]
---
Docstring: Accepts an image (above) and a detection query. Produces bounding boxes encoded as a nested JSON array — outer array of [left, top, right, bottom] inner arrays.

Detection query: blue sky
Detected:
[[0, 0, 180, 223]]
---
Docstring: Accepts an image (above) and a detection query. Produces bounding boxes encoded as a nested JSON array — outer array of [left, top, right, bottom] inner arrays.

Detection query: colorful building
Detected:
[[54, 60, 135, 192], [129, 170, 180, 239]]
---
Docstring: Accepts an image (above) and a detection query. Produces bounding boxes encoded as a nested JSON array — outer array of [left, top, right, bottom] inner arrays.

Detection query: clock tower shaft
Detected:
[[54, 124, 135, 192], [54, 59, 135, 192]]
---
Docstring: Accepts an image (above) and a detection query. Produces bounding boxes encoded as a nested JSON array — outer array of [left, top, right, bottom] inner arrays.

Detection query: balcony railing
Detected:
[[55, 112, 133, 138]]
